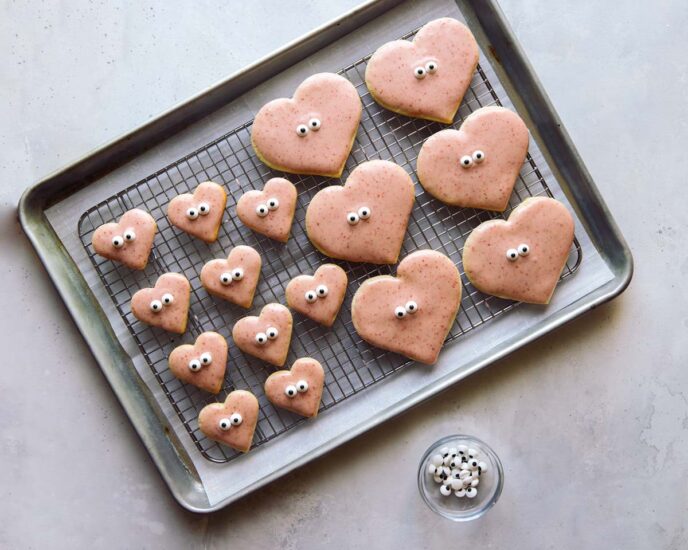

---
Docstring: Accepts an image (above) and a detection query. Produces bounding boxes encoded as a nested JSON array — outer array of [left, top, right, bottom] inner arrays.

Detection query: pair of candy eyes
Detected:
[[150, 293, 174, 312], [347, 206, 371, 225], [460, 150, 486, 168], [305, 285, 329, 303], [188, 352, 213, 372], [186, 203, 211, 220], [506, 243, 530, 261], [218, 413, 243, 430], [296, 118, 322, 136], [112, 229, 136, 248], [220, 268, 244, 285], [255, 327, 279, 344], [255, 198, 280, 217], [284, 380, 309, 397], [414, 60, 439, 79], [394, 300, 418, 318]]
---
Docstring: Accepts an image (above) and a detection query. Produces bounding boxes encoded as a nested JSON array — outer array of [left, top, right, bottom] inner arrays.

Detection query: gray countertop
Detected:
[[1, 1, 686, 548]]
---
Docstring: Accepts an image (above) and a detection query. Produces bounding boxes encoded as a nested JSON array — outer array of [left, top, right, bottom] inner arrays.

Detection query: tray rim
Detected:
[[17, 0, 633, 513]]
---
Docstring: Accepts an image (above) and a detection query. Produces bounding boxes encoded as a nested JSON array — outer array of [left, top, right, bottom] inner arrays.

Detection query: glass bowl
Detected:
[[417, 434, 504, 522]]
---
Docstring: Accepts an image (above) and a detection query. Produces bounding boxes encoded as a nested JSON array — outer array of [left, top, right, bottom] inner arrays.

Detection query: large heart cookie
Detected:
[[91, 209, 157, 270], [417, 106, 529, 211], [463, 197, 574, 304], [198, 390, 259, 453], [305, 160, 415, 264], [131, 273, 190, 333], [365, 18, 479, 123], [264, 358, 325, 418], [232, 303, 293, 367], [251, 73, 362, 177], [200, 246, 262, 308], [236, 178, 297, 242], [168, 332, 228, 394], [285, 264, 348, 327], [167, 181, 227, 243], [351, 250, 461, 365]]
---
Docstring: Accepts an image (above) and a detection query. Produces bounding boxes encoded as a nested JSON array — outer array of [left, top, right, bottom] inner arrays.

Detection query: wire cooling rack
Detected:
[[78, 28, 582, 463]]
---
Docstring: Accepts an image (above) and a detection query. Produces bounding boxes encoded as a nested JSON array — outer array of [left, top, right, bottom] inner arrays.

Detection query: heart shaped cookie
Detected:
[[351, 250, 461, 365], [168, 332, 228, 394], [417, 107, 529, 211], [167, 181, 227, 243], [365, 17, 479, 123], [285, 264, 347, 327], [91, 208, 157, 270], [305, 160, 415, 264], [236, 178, 297, 242], [130, 273, 190, 333], [462, 197, 574, 304], [264, 358, 325, 418], [251, 73, 362, 177], [198, 390, 259, 453], [200, 246, 262, 308], [232, 303, 293, 367]]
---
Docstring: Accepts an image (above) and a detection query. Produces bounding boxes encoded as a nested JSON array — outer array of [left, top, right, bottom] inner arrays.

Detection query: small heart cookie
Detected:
[[462, 197, 574, 304], [305, 160, 415, 264], [264, 358, 325, 418], [168, 332, 228, 394], [251, 73, 362, 177], [351, 250, 462, 365], [131, 273, 190, 333], [200, 246, 262, 308], [198, 390, 259, 453], [417, 107, 529, 211], [365, 18, 479, 123], [167, 181, 227, 243], [285, 264, 347, 327], [236, 178, 297, 242], [232, 303, 293, 367], [91, 208, 157, 270]]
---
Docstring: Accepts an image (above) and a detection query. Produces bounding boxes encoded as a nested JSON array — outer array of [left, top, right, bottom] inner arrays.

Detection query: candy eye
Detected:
[[267, 197, 279, 211], [518, 243, 530, 256], [186, 207, 199, 220], [296, 380, 309, 393], [414, 66, 427, 79], [255, 332, 267, 345], [198, 202, 210, 216], [161, 293, 174, 306], [230, 412, 243, 426], [123, 229, 136, 242], [357, 206, 371, 220], [347, 212, 360, 225], [316, 284, 328, 298], [220, 272, 232, 285], [150, 300, 163, 312], [188, 359, 202, 372], [232, 268, 244, 281], [218, 418, 231, 431], [506, 248, 519, 261], [285, 385, 297, 398], [425, 60, 438, 73], [394, 306, 407, 319], [256, 204, 269, 217], [112, 235, 124, 248], [266, 327, 279, 340], [460, 155, 473, 168], [296, 124, 309, 137], [309, 118, 321, 130], [305, 290, 317, 303], [472, 150, 485, 163], [200, 352, 212, 365], [405, 300, 418, 314]]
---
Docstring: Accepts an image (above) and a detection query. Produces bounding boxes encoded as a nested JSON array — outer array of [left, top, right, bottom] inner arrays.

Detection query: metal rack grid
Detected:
[[77, 28, 582, 463]]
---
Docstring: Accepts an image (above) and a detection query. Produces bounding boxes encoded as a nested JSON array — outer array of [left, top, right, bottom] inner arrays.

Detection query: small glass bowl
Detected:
[[417, 434, 504, 522]]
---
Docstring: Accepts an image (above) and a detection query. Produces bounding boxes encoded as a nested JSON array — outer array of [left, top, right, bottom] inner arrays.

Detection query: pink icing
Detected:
[[285, 264, 348, 327], [198, 390, 259, 453], [236, 178, 297, 242], [168, 332, 228, 394], [130, 273, 190, 334], [200, 245, 262, 308], [231, 303, 293, 367], [462, 197, 575, 304], [365, 17, 479, 123], [264, 358, 325, 418], [167, 181, 227, 243], [417, 106, 529, 211], [91, 208, 157, 270]]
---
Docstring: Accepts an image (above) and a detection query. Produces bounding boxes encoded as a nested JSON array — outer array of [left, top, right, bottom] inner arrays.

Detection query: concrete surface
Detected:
[[1, 1, 686, 548]]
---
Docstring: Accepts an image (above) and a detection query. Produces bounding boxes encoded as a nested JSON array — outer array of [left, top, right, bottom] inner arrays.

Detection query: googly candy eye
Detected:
[[266, 327, 279, 340], [232, 268, 244, 281], [468, 448, 477, 458], [428, 464, 438, 475], [518, 243, 530, 256], [506, 248, 519, 261], [454, 487, 466, 498], [425, 60, 438, 73], [230, 412, 243, 426], [478, 461, 488, 473], [460, 155, 473, 168], [285, 384, 297, 398], [161, 293, 174, 306], [346, 211, 360, 225], [186, 207, 199, 220], [305, 290, 317, 303], [200, 352, 212, 366], [150, 299, 163, 313], [123, 229, 136, 242], [296, 124, 309, 137], [394, 306, 407, 319], [472, 150, 485, 163], [309, 118, 321, 131], [316, 284, 328, 298], [256, 204, 269, 217], [296, 380, 308, 393], [218, 418, 231, 431], [465, 487, 477, 498], [188, 359, 202, 372], [267, 197, 279, 211], [357, 206, 371, 220], [430, 454, 444, 467], [457, 444, 468, 455], [439, 484, 452, 496], [405, 300, 418, 314], [414, 66, 427, 79], [255, 332, 268, 345], [450, 478, 464, 491], [220, 272, 232, 285], [112, 235, 124, 248], [197, 202, 210, 216]]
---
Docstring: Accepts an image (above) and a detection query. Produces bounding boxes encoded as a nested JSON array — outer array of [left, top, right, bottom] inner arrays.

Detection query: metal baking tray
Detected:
[[18, 0, 632, 512]]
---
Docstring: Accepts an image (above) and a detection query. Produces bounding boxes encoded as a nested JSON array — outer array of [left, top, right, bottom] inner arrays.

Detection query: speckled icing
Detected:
[[198, 390, 259, 453], [417, 106, 529, 211], [365, 17, 479, 123], [351, 250, 462, 365], [251, 73, 362, 177], [264, 358, 325, 418], [168, 332, 228, 394], [285, 264, 348, 327], [131, 273, 190, 334], [167, 181, 227, 243], [462, 197, 575, 304], [236, 178, 297, 242], [91, 208, 157, 270], [305, 160, 415, 264], [231, 303, 293, 367], [200, 245, 262, 308]]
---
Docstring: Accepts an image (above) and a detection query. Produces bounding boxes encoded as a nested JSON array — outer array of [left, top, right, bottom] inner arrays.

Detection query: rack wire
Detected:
[[78, 27, 582, 463]]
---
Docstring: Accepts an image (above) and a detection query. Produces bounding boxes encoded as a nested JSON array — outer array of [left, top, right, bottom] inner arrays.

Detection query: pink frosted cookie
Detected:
[[236, 178, 297, 243], [351, 250, 462, 365], [168, 332, 228, 394], [130, 273, 190, 334], [285, 264, 347, 327], [231, 303, 293, 367], [365, 18, 479, 123], [167, 181, 227, 243], [417, 106, 529, 211], [91, 208, 157, 270], [264, 358, 325, 418], [462, 197, 574, 304], [251, 73, 362, 178], [198, 390, 259, 453], [200, 246, 262, 308], [305, 160, 414, 264]]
